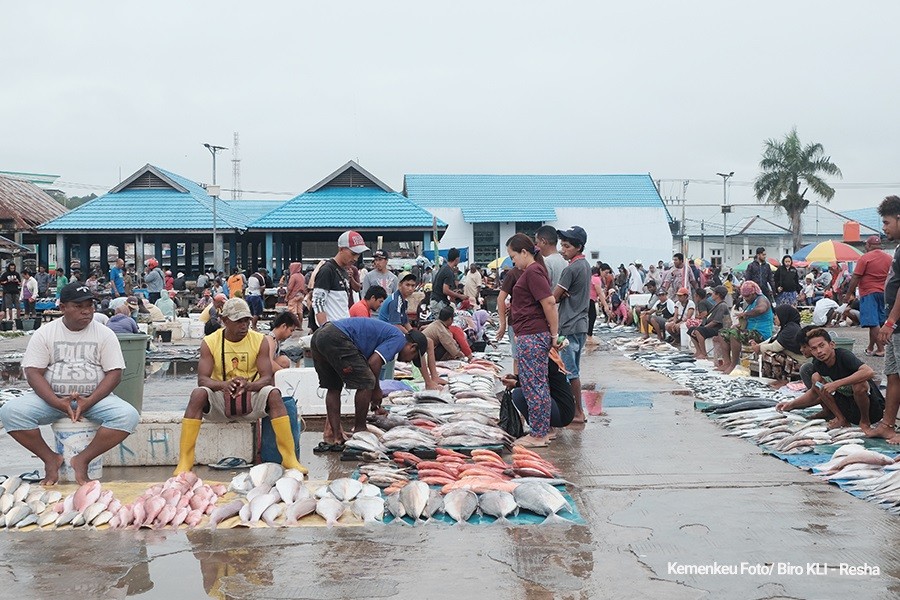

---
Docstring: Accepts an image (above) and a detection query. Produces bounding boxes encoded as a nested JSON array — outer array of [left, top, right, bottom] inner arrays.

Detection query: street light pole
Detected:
[[204, 143, 228, 273], [716, 171, 734, 268]]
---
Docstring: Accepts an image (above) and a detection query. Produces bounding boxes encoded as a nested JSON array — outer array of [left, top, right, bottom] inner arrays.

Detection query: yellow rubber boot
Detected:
[[271, 415, 307, 474], [174, 418, 202, 475]]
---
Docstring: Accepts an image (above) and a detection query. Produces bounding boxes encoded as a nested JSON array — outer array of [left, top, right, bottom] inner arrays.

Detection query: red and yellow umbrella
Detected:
[[792, 240, 862, 263]]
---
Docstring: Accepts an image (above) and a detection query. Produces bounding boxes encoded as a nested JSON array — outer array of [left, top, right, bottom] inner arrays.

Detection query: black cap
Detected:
[[406, 330, 428, 368], [373, 249, 389, 260], [557, 225, 587, 246], [59, 282, 94, 303]]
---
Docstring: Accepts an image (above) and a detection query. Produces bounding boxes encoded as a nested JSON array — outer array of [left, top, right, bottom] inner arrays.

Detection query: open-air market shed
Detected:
[[0, 173, 67, 264], [36, 161, 446, 278], [403, 173, 674, 267]]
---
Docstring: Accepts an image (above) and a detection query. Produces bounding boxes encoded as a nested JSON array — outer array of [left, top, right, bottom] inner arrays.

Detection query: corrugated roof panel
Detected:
[[404, 174, 666, 210], [39, 165, 251, 232], [461, 206, 557, 223], [250, 187, 443, 229], [0, 175, 67, 230]]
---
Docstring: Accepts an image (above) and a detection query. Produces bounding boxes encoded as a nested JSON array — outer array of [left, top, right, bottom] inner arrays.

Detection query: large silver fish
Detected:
[[249, 463, 284, 488], [315, 497, 345, 527], [275, 477, 300, 504], [478, 491, 518, 521], [351, 496, 385, 523], [284, 498, 317, 525], [442, 489, 478, 523], [399, 481, 429, 521], [328, 478, 363, 502], [249, 493, 279, 523], [208, 499, 244, 530], [513, 482, 571, 517], [5, 504, 32, 528], [261, 503, 283, 527]]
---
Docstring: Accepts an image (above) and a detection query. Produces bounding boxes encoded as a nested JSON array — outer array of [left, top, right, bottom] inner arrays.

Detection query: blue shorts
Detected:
[[859, 293, 885, 327], [247, 294, 264, 316], [560, 333, 586, 381], [0, 392, 139, 433]]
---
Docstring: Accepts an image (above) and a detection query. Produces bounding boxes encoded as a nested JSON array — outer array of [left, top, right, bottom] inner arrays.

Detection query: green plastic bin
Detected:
[[832, 337, 854, 354], [114, 333, 149, 413]]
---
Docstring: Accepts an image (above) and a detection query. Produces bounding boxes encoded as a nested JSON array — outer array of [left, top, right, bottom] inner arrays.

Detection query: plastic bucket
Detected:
[[832, 337, 854, 354], [114, 333, 149, 413], [51, 419, 102, 482]]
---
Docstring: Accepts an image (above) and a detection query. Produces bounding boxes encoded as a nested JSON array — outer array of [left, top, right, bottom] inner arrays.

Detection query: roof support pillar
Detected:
[[229, 236, 237, 273], [135, 234, 144, 267], [54, 234, 65, 273], [241, 239, 248, 272], [264, 232, 274, 276], [214, 233, 224, 275], [154, 238, 163, 265], [99, 242, 109, 274], [38, 237, 49, 270], [78, 235, 90, 280]]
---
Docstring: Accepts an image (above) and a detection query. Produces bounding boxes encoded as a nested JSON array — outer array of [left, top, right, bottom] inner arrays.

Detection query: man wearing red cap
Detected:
[[144, 258, 165, 303], [846, 235, 892, 356]]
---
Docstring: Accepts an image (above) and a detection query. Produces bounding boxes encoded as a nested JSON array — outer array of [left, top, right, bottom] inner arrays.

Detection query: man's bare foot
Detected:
[[695, 353, 708, 360], [373, 406, 388, 416], [826, 417, 850, 430], [70, 453, 92, 485], [548, 427, 559, 440], [42, 453, 65, 486], [887, 433, 900, 445], [865, 421, 898, 440]]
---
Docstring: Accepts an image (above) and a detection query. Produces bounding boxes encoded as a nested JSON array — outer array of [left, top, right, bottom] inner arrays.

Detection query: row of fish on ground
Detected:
[[811, 445, 900, 515], [0, 472, 228, 530]]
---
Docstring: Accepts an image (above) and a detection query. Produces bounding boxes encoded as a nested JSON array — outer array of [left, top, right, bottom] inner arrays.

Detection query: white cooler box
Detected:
[[275, 367, 356, 417]]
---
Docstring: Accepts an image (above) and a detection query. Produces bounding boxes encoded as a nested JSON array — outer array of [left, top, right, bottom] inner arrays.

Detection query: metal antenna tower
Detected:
[[231, 131, 242, 200]]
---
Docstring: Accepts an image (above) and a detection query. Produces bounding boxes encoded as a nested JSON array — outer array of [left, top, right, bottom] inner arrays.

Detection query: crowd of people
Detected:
[[7, 192, 900, 485]]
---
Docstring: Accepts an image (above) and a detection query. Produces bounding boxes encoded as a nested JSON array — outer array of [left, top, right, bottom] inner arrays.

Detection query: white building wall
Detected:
[[553, 207, 672, 268], [426, 206, 673, 268]]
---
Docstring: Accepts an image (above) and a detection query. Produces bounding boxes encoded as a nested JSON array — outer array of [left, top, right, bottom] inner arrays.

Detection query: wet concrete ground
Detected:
[[1, 331, 900, 599]]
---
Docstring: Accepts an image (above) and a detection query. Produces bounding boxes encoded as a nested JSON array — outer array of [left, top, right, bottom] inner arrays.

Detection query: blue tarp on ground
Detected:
[[604, 391, 654, 408]]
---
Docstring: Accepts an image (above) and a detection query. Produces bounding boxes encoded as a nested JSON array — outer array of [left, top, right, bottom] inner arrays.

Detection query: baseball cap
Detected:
[[676, 287, 690, 295], [220, 298, 252, 321], [338, 230, 369, 254], [373, 249, 389, 260], [125, 296, 139, 308], [634, 259, 643, 265], [656, 289, 668, 296], [866, 235, 882, 246], [557, 226, 587, 246], [59, 283, 94, 303], [398, 271, 416, 283], [405, 330, 428, 367], [147, 258, 158, 268]]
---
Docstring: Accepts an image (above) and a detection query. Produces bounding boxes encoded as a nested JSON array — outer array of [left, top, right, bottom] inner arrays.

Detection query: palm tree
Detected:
[[753, 127, 842, 252]]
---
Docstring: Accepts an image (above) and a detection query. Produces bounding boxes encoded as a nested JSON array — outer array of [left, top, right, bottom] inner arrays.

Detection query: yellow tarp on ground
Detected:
[[8, 479, 365, 531]]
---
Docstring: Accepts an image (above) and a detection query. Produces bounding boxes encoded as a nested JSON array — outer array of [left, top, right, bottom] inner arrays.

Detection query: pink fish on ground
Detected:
[[97, 490, 114, 509], [116, 505, 134, 529], [154, 504, 177, 528], [142, 497, 167, 527], [177, 491, 193, 510], [107, 499, 122, 514], [208, 500, 244, 530], [184, 509, 204, 529], [211, 484, 227, 496], [73, 481, 101, 512], [189, 492, 210, 511], [132, 500, 146, 528], [171, 507, 190, 529]]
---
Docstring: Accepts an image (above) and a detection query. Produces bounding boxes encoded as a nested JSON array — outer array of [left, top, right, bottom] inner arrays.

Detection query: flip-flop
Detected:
[[329, 443, 346, 453], [875, 352, 886, 357], [514, 438, 549, 449], [313, 441, 334, 454], [19, 470, 43, 483], [207, 457, 251, 470], [864, 349, 875, 356]]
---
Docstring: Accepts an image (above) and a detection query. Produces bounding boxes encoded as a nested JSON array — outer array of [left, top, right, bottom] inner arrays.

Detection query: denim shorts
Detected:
[[0, 391, 139, 433], [560, 333, 586, 381], [859, 293, 886, 328]]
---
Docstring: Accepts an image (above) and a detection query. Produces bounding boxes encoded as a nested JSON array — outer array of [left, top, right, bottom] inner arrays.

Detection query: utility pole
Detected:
[[717, 171, 734, 268], [204, 143, 228, 272], [231, 132, 242, 201]]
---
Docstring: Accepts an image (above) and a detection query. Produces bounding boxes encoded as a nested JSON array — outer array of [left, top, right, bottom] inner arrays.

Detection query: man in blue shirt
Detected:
[[109, 258, 125, 298], [377, 272, 417, 380], [310, 318, 426, 450]]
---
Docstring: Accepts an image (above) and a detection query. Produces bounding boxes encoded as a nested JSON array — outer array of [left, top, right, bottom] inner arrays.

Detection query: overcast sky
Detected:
[[3, 1, 897, 212]]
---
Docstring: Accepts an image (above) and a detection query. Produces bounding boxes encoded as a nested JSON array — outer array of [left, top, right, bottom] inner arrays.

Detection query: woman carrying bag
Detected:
[[505, 233, 560, 448]]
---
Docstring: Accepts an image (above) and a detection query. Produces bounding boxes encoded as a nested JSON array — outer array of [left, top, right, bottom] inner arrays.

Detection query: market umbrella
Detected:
[[792, 240, 862, 263], [733, 257, 778, 273], [487, 256, 513, 270]]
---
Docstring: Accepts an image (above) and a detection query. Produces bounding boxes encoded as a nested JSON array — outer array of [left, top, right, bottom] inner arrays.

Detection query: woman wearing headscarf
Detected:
[[774, 255, 801, 306], [714, 281, 774, 374], [750, 304, 806, 363]]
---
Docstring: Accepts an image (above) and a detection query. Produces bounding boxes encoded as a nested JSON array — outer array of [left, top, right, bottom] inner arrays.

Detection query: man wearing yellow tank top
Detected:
[[173, 298, 306, 474]]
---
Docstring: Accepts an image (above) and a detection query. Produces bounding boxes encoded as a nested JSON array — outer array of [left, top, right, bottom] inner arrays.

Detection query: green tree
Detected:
[[753, 127, 842, 252]]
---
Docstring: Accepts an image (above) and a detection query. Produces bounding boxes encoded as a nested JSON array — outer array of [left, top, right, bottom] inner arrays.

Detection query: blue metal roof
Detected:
[[404, 174, 671, 222], [225, 199, 287, 223], [249, 186, 444, 229], [38, 165, 249, 232], [462, 206, 557, 223], [841, 207, 881, 234]]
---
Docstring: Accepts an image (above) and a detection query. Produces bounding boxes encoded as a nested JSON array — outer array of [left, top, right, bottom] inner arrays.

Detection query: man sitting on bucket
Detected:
[[0, 282, 140, 485], [174, 297, 306, 474]]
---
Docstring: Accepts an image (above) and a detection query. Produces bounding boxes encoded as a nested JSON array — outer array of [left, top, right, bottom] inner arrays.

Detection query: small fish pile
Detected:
[[0, 476, 65, 529], [383, 478, 572, 525], [357, 462, 410, 492], [712, 408, 868, 454], [393, 447, 563, 491], [432, 420, 513, 448], [811, 447, 900, 513]]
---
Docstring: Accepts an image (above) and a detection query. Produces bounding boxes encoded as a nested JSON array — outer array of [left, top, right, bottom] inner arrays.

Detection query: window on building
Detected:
[[515, 221, 543, 239], [473, 222, 500, 266]]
